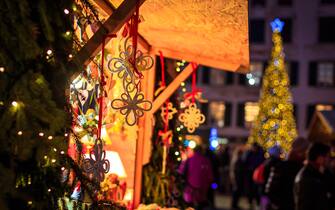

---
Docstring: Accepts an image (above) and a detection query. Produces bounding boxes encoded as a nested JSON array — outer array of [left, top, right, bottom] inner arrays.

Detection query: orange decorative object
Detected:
[[179, 103, 205, 133]]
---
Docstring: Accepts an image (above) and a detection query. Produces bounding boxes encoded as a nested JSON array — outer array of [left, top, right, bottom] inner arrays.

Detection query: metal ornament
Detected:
[[107, 37, 154, 91], [160, 102, 177, 123], [82, 138, 110, 183], [178, 103, 205, 133], [111, 83, 152, 126]]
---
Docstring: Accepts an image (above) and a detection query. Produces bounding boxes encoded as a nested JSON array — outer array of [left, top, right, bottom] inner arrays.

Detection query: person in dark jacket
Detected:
[[265, 138, 309, 210], [244, 143, 265, 209], [230, 146, 245, 210], [293, 142, 331, 210]]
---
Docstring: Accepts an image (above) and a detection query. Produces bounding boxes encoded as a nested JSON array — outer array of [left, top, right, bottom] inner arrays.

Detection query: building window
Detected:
[[317, 62, 335, 86], [201, 66, 211, 85], [293, 104, 298, 123], [251, 0, 266, 6], [278, 0, 293, 6], [250, 19, 265, 43], [200, 103, 209, 125], [244, 102, 259, 128], [321, 0, 335, 4], [309, 61, 335, 87], [210, 70, 234, 86], [281, 18, 293, 43], [319, 17, 335, 43], [287, 61, 299, 86], [209, 102, 225, 127]]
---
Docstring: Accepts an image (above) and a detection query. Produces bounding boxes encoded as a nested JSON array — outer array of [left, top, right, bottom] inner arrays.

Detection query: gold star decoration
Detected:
[[160, 102, 177, 123], [178, 103, 205, 133]]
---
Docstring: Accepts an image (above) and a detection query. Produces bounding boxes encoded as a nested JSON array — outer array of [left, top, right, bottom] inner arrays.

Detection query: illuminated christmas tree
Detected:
[[248, 18, 297, 153]]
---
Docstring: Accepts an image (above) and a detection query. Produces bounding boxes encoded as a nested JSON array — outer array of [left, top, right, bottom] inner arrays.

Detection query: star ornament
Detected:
[[271, 18, 284, 32], [178, 103, 205, 133]]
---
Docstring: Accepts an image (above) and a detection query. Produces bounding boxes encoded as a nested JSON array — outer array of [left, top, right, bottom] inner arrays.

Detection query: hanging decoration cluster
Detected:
[[109, 5, 153, 126], [248, 18, 297, 152], [178, 63, 205, 133], [158, 51, 177, 174]]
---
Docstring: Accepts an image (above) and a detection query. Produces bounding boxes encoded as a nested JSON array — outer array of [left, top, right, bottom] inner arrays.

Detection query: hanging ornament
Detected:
[[82, 138, 110, 183], [179, 63, 206, 133], [109, 3, 153, 125], [107, 37, 153, 91], [179, 103, 205, 133], [111, 83, 152, 126], [160, 102, 177, 123]]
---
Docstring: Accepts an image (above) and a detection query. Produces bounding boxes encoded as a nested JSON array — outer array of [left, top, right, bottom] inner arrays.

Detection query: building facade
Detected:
[[195, 0, 335, 143]]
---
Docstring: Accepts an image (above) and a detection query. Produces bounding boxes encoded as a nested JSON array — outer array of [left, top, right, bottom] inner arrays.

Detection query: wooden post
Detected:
[[133, 54, 156, 207], [150, 63, 193, 114]]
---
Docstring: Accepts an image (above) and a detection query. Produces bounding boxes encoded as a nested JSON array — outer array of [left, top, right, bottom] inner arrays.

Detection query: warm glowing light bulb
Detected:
[[0, 67, 4, 72], [65, 31, 71, 36], [68, 54, 73, 58], [53, 148, 57, 152], [12, 101, 18, 107], [48, 188, 51, 192], [39, 132, 44, 137], [64, 133, 68, 137], [60, 150, 65, 155], [175, 151, 179, 156], [46, 49, 52, 55], [51, 159, 56, 163], [64, 9, 69, 14], [188, 140, 196, 149], [48, 136, 53, 140], [61, 167, 65, 171], [17, 131, 23, 135]]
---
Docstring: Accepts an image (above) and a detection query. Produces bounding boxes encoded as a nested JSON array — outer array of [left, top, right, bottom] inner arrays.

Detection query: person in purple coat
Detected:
[[179, 145, 214, 209]]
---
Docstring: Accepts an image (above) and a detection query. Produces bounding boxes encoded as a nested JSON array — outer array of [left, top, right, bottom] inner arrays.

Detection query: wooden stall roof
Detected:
[[107, 0, 249, 72], [308, 110, 335, 143]]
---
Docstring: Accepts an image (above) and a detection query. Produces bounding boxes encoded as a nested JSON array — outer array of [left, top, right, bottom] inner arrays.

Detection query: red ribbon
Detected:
[[122, 0, 142, 79], [159, 51, 170, 145], [191, 62, 199, 103], [98, 34, 116, 140]]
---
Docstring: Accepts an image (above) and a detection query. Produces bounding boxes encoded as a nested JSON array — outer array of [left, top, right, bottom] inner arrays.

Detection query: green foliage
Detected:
[[0, 0, 75, 209]]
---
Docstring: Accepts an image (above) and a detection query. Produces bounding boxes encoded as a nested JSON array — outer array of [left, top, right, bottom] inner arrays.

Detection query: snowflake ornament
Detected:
[[178, 103, 205, 133]]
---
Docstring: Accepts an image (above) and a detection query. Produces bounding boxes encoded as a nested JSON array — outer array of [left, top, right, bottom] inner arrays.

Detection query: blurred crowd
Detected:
[[179, 139, 335, 210]]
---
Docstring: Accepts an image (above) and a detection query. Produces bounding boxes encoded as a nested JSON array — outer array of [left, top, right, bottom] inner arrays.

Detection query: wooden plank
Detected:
[[150, 63, 192, 114], [133, 57, 155, 207], [151, 46, 249, 73], [94, 0, 151, 51], [70, 0, 146, 72]]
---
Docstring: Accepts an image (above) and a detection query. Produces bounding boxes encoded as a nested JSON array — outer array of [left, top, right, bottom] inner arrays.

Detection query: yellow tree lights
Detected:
[[248, 18, 297, 153]]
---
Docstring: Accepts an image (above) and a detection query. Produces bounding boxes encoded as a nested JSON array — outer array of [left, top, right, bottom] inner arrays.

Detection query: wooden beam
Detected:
[[151, 46, 249, 73], [94, 0, 151, 51], [133, 55, 156, 207], [70, 0, 146, 73], [150, 63, 192, 114]]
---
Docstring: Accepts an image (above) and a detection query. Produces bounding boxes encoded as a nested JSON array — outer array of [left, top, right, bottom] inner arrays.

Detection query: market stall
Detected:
[[67, 0, 249, 208]]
